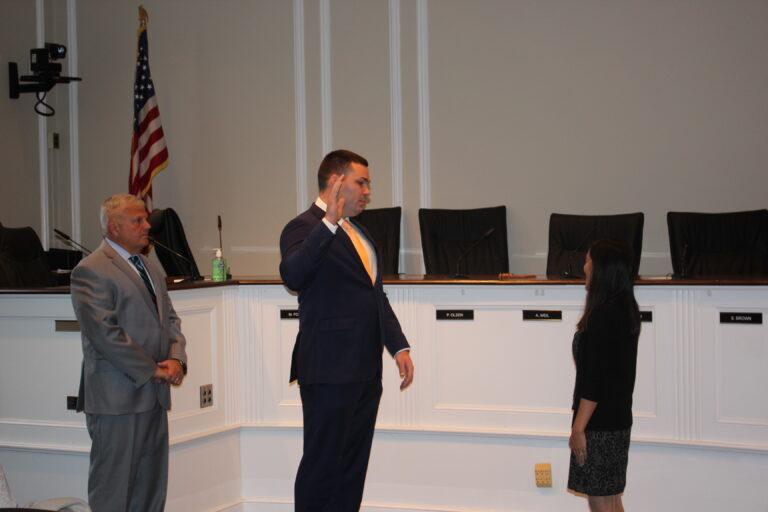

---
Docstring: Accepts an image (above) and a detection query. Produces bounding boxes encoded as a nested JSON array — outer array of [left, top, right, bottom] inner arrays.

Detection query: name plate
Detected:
[[523, 310, 562, 321], [720, 312, 762, 324], [640, 311, 653, 323], [55, 320, 80, 332], [436, 310, 474, 320], [280, 309, 299, 319]]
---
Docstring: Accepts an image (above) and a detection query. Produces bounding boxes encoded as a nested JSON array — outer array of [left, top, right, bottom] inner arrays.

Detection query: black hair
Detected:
[[317, 149, 369, 191], [577, 238, 640, 336]]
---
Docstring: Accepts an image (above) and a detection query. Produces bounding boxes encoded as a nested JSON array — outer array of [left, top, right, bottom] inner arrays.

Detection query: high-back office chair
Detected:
[[45, 248, 83, 271], [418, 206, 509, 276], [546, 213, 644, 278], [354, 206, 401, 275], [148, 208, 201, 278], [0, 464, 90, 511], [667, 209, 768, 277], [0, 224, 54, 287]]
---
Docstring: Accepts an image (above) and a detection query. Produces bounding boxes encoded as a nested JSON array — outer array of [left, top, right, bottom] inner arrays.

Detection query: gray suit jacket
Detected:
[[71, 240, 187, 415]]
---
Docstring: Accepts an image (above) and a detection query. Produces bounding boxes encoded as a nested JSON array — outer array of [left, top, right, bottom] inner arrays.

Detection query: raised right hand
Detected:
[[324, 174, 346, 225]]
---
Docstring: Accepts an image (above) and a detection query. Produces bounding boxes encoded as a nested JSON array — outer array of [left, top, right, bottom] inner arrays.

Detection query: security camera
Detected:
[[30, 43, 68, 76], [8, 42, 82, 116]]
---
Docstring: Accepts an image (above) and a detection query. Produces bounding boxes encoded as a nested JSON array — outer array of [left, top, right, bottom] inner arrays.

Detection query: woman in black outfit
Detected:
[[568, 239, 640, 512]]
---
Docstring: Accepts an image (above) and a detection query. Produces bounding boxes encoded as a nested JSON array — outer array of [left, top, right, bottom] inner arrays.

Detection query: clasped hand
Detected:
[[153, 359, 185, 386]]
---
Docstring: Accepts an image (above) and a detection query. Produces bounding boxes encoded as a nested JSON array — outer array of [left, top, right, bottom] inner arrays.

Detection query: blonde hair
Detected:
[[100, 194, 146, 235]]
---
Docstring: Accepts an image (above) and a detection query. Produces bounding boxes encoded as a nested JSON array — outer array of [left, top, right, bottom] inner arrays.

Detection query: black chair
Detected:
[[418, 206, 509, 276], [45, 248, 83, 271], [44, 248, 83, 286], [0, 224, 54, 287], [546, 213, 644, 278], [667, 210, 768, 277], [354, 207, 401, 275], [148, 208, 201, 279]]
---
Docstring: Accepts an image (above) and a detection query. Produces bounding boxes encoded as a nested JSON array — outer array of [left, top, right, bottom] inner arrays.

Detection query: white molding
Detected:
[[36, 0, 49, 249], [242, 289, 264, 422], [389, 0, 405, 273], [389, 286, 418, 425], [4, 421, 767, 457], [320, 0, 332, 154], [293, 0, 308, 214], [224, 288, 248, 424], [67, 0, 81, 241], [417, 0, 430, 208], [389, 0, 403, 208], [675, 288, 698, 440], [433, 404, 572, 414]]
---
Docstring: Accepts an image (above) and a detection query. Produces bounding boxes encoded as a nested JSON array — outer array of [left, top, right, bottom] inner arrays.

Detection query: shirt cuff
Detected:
[[322, 217, 338, 233], [394, 347, 410, 357], [173, 358, 188, 375]]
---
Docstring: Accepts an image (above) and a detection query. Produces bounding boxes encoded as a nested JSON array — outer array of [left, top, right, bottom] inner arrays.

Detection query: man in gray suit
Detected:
[[71, 194, 188, 512]]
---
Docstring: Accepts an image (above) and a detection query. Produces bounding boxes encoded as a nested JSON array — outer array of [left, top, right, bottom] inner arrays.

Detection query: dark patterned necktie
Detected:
[[129, 255, 157, 308]]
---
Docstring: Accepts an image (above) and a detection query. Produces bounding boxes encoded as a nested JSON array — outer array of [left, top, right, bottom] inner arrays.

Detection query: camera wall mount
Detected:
[[8, 43, 82, 116]]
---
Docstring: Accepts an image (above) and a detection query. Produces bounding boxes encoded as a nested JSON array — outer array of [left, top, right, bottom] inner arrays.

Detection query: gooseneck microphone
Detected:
[[53, 228, 92, 255], [218, 215, 223, 249], [452, 227, 496, 279], [559, 226, 597, 279], [149, 237, 204, 281], [217, 215, 232, 279]]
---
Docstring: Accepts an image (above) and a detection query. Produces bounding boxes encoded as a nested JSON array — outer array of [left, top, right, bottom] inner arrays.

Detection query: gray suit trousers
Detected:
[[85, 405, 168, 512]]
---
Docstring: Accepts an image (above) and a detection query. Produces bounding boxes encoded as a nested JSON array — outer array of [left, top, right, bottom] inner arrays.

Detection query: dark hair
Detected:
[[577, 238, 640, 336], [317, 149, 369, 191]]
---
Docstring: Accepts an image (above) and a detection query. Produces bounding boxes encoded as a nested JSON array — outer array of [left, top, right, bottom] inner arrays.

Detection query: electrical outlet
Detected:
[[200, 384, 213, 408], [535, 463, 552, 488], [48, 132, 60, 149], [66, 395, 78, 410]]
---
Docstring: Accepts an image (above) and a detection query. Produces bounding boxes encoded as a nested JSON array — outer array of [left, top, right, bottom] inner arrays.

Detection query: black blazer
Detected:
[[279, 204, 409, 385], [572, 303, 638, 430]]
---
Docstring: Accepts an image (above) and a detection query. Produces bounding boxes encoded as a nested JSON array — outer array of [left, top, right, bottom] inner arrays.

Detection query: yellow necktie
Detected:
[[342, 221, 374, 284]]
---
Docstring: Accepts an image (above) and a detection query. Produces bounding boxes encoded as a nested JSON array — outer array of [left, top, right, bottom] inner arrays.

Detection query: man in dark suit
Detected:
[[70, 194, 188, 512], [280, 149, 414, 511]]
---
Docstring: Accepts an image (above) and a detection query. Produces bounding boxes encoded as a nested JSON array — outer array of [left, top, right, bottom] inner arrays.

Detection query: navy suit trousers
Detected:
[[295, 380, 383, 511]]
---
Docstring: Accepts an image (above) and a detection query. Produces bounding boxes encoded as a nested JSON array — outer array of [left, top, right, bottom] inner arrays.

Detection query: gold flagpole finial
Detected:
[[139, 5, 148, 27]]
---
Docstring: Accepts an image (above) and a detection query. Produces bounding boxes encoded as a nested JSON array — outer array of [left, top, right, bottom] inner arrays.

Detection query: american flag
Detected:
[[129, 15, 168, 211]]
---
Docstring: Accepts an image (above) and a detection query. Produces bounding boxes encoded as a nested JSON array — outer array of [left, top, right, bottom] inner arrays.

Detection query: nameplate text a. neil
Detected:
[[523, 310, 562, 321]]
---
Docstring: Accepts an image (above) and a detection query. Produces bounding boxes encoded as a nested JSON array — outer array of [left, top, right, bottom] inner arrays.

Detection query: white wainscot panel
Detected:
[[258, 287, 302, 424], [698, 287, 768, 447], [632, 288, 679, 439], [168, 287, 227, 439], [410, 286, 585, 432], [0, 294, 87, 450]]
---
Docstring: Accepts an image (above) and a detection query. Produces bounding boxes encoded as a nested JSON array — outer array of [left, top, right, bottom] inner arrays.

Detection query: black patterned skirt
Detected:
[[567, 428, 631, 496]]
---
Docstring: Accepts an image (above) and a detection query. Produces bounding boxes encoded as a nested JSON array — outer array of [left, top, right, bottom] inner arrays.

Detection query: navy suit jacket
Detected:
[[279, 204, 409, 384]]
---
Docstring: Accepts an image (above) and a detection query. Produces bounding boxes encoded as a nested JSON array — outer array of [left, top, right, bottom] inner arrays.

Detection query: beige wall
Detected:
[[0, 0, 40, 234], [5, 0, 768, 275], [1, 0, 74, 248]]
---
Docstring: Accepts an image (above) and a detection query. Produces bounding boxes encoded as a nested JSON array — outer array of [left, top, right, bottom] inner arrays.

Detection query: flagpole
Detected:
[[130, 4, 169, 213]]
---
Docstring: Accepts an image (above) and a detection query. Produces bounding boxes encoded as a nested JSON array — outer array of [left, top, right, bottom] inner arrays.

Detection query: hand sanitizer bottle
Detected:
[[212, 248, 227, 282]]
